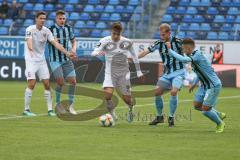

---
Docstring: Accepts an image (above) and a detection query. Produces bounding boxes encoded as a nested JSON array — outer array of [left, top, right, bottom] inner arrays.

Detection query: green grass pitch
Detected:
[[0, 81, 240, 160]]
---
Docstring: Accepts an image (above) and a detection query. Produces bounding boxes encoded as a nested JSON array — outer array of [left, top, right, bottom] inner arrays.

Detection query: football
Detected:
[[98, 114, 114, 127]]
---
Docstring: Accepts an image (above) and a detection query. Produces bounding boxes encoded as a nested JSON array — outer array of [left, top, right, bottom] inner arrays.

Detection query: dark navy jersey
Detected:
[[148, 36, 184, 74], [48, 24, 75, 62]]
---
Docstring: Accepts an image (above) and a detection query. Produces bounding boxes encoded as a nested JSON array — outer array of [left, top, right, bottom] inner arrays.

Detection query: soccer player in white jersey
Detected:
[[23, 11, 75, 116], [91, 22, 144, 123]]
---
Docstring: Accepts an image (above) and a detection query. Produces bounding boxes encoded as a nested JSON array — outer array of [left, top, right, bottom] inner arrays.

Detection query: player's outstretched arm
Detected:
[[129, 45, 143, 77], [25, 28, 34, 57], [26, 38, 33, 51], [138, 49, 150, 59], [50, 40, 71, 58], [71, 38, 77, 55], [91, 39, 106, 56], [138, 40, 160, 59], [166, 42, 191, 63]]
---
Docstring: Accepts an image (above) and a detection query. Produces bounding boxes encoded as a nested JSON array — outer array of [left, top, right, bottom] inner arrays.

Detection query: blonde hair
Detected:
[[159, 23, 171, 32]]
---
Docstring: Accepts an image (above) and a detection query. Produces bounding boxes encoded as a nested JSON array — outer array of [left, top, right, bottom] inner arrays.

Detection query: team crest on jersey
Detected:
[[119, 41, 132, 50], [26, 31, 31, 36], [96, 42, 101, 48], [42, 33, 47, 38], [104, 42, 117, 51]]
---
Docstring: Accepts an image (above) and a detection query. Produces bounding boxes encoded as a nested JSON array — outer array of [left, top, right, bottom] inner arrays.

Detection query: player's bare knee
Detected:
[[202, 105, 211, 111], [27, 80, 36, 90], [70, 80, 77, 86], [56, 78, 64, 87], [123, 95, 132, 105], [42, 80, 50, 90], [44, 84, 50, 90], [68, 77, 77, 86], [170, 88, 179, 96], [193, 101, 202, 111], [104, 92, 113, 100], [155, 88, 164, 96], [28, 84, 35, 90]]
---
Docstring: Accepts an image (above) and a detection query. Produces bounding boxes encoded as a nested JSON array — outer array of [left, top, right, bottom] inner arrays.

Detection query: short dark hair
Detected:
[[111, 22, 123, 32], [56, 10, 66, 16], [35, 11, 46, 18], [183, 38, 195, 46]]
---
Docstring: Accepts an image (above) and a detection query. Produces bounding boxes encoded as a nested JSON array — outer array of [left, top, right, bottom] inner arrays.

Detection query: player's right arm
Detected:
[[138, 49, 150, 59], [91, 38, 106, 56], [138, 40, 160, 59], [46, 29, 72, 58], [50, 40, 71, 57], [169, 49, 192, 63], [25, 27, 34, 57]]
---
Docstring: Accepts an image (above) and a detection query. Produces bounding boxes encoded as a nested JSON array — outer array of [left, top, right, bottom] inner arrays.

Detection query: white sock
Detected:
[[69, 103, 74, 109], [44, 90, 53, 111], [24, 88, 32, 111]]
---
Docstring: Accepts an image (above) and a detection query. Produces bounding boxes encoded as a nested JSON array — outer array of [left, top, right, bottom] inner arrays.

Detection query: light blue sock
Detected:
[[55, 86, 62, 104], [68, 85, 75, 105], [211, 108, 221, 117], [155, 96, 163, 116], [169, 95, 178, 117], [202, 109, 222, 125]]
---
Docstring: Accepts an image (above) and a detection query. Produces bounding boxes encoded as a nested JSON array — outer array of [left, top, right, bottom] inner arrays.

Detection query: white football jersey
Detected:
[[25, 25, 54, 62], [92, 36, 142, 77]]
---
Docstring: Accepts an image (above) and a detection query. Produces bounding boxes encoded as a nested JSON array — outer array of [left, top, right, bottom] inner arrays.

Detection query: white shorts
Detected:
[[103, 72, 131, 95], [25, 60, 50, 80]]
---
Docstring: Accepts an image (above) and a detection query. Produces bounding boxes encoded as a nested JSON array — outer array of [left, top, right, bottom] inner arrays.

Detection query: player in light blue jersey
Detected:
[[138, 23, 184, 127], [166, 38, 226, 133]]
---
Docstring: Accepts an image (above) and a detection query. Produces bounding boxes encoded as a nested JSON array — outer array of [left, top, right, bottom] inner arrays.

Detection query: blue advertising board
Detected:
[[0, 36, 100, 60], [0, 36, 25, 59]]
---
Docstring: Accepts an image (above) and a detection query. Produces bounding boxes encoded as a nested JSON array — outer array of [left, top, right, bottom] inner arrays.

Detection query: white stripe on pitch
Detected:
[[0, 95, 239, 120]]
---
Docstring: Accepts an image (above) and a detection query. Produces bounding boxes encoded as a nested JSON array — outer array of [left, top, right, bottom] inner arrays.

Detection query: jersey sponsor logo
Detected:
[[26, 31, 32, 36], [104, 42, 117, 51], [96, 42, 101, 48], [119, 41, 132, 50]]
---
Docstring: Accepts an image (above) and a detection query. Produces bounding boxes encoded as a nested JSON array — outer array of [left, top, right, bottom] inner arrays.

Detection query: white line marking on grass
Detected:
[[0, 95, 239, 120]]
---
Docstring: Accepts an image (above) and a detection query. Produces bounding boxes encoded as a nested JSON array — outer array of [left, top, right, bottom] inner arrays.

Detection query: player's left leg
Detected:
[[23, 60, 38, 116], [23, 79, 37, 116], [169, 75, 184, 127], [202, 85, 225, 133], [104, 87, 117, 122], [116, 73, 134, 123], [63, 61, 77, 114], [39, 61, 55, 116], [42, 79, 55, 116], [122, 94, 134, 123]]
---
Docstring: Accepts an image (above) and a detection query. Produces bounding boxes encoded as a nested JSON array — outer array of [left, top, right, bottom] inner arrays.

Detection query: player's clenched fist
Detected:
[[165, 42, 171, 49]]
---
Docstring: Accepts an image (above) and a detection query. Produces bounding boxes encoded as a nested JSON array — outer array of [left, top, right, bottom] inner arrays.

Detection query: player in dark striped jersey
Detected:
[[138, 23, 184, 127], [48, 10, 77, 114]]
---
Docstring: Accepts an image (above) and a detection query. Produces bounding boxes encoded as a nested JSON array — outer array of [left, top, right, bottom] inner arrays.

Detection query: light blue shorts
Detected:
[[50, 61, 76, 79], [194, 84, 222, 108], [156, 69, 185, 90]]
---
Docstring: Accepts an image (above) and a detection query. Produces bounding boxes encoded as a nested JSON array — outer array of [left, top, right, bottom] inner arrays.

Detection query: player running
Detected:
[[138, 23, 184, 127], [166, 38, 226, 133], [91, 22, 143, 123], [23, 11, 74, 116], [48, 10, 77, 115]]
